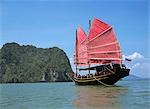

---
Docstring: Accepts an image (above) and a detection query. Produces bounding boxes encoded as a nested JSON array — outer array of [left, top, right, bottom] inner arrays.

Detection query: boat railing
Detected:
[[74, 67, 115, 79]]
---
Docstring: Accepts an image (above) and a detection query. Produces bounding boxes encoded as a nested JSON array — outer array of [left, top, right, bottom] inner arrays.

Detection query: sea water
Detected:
[[0, 80, 150, 109]]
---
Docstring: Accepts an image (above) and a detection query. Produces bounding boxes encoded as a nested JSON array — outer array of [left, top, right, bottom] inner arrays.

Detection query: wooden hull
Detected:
[[67, 64, 130, 85]]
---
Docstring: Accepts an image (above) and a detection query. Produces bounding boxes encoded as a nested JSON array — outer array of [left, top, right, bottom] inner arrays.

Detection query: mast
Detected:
[[89, 20, 91, 29], [88, 20, 91, 74], [76, 29, 78, 74]]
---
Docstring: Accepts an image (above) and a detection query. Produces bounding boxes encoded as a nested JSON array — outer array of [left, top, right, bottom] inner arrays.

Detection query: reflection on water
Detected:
[[74, 85, 127, 109]]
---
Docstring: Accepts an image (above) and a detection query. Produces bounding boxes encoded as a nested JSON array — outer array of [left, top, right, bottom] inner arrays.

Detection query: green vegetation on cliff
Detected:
[[0, 42, 72, 83]]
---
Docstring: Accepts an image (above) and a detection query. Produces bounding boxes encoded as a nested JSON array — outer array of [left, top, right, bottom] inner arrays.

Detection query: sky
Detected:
[[0, 0, 149, 78]]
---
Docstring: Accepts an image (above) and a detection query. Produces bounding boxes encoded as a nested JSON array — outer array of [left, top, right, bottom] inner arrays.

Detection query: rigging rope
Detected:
[[66, 73, 75, 82], [93, 76, 113, 87], [105, 67, 115, 74]]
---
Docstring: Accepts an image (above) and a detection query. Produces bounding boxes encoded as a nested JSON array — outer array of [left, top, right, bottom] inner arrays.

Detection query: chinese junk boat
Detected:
[[67, 18, 130, 86]]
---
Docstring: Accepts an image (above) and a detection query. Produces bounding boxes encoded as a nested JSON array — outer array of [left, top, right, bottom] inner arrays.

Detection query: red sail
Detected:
[[87, 18, 122, 64], [74, 26, 88, 66]]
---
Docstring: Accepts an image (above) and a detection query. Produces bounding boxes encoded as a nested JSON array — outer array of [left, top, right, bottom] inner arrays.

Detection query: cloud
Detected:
[[123, 52, 144, 60], [123, 52, 150, 78], [131, 62, 150, 69], [131, 62, 140, 69]]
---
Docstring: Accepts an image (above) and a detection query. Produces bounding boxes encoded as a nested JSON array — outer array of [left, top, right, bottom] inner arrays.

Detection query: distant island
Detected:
[[122, 74, 147, 80], [0, 42, 73, 83]]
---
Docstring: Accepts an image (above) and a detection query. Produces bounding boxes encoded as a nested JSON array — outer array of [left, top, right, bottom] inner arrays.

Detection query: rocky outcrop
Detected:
[[0, 42, 73, 83]]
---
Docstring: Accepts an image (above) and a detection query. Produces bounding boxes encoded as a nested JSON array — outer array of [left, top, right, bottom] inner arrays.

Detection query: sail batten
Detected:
[[90, 58, 122, 60], [88, 41, 118, 50], [89, 50, 121, 54]]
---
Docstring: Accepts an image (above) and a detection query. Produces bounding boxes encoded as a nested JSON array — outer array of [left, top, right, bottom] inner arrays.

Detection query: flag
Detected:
[[125, 58, 132, 61]]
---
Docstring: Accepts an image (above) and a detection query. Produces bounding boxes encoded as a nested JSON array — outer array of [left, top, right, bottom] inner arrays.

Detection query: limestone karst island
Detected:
[[0, 42, 72, 83]]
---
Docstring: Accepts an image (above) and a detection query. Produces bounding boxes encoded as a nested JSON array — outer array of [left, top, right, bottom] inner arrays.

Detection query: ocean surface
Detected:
[[0, 80, 150, 109]]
